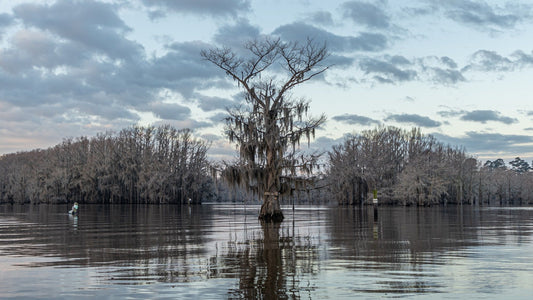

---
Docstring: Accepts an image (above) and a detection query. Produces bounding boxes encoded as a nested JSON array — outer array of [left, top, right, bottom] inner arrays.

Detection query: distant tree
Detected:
[[394, 129, 449, 205], [509, 157, 531, 173], [329, 126, 479, 206], [328, 135, 367, 205], [484, 159, 506, 170], [202, 37, 329, 222], [328, 127, 407, 205]]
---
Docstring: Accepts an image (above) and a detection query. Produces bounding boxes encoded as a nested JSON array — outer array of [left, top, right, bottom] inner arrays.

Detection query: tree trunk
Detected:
[[259, 131, 284, 222], [259, 193, 284, 222]]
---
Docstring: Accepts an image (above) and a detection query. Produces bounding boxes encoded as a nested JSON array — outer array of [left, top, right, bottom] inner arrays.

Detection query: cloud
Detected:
[[440, 56, 458, 68], [463, 49, 533, 73], [0, 1, 228, 149], [270, 21, 388, 72], [0, 13, 14, 39], [1, 0, 531, 164], [385, 114, 441, 127], [0, 103, 137, 154], [213, 18, 261, 47], [356, 54, 466, 85], [327, 54, 356, 69], [426, 67, 465, 84], [389, 55, 411, 65], [359, 57, 417, 83], [141, 0, 251, 18], [433, 131, 533, 156], [150, 102, 191, 120], [84, 105, 139, 122], [342, 1, 390, 29], [511, 50, 533, 66], [307, 11, 334, 26], [195, 94, 236, 112], [429, 0, 530, 32], [0, 30, 69, 73], [13, 0, 142, 61], [439, 109, 518, 125], [332, 114, 381, 126], [437, 109, 464, 118], [272, 22, 388, 53], [209, 112, 230, 123], [460, 110, 518, 124], [149, 41, 222, 97], [0, 62, 108, 108], [418, 56, 465, 84], [353, 47, 533, 86], [0, 13, 13, 26], [465, 50, 514, 72]]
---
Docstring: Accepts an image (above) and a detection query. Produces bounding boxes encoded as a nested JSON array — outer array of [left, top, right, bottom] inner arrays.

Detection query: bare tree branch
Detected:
[[203, 37, 330, 222]]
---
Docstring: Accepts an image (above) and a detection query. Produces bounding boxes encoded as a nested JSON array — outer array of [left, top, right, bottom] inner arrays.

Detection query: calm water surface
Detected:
[[1, 204, 532, 299]]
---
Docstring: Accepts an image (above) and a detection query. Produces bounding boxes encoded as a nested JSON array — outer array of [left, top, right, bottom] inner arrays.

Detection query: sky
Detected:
[[0, 0, 532, 164]]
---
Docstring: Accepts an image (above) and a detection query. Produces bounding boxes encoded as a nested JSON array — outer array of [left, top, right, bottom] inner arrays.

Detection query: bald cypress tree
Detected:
[[202, 37, 328, 222]]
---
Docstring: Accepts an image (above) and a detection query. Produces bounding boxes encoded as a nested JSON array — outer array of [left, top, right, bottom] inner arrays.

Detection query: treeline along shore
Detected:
[[1, 125, 532, 206], [0, 125, 213, 205], [328, 126, 532, 206]]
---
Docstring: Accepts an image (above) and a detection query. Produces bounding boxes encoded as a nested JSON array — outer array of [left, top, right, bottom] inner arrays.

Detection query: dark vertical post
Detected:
[[373, 189, 378, 221]]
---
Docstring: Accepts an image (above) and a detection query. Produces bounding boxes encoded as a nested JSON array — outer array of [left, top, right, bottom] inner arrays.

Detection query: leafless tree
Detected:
[[0, 125, 212, 205], [202, 37, 329, 222], [328, 126, 487, 206]]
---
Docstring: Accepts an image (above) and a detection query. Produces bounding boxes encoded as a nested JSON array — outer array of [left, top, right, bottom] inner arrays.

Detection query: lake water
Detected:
[[1, 204, 532, 299]]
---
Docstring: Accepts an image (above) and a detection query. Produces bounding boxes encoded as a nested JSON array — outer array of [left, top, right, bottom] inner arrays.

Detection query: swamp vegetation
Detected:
[[1, 39, 532, 221], [0, 125, 213, 205]]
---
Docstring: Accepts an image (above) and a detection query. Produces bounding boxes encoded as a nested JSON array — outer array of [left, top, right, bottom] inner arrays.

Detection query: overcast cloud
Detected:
[[460, 110, 518, 124], [438, 109, 519, 124], [342, 1, 391, 29], [0, 0, 532, 163], [333, 114, 381, 126], [272, 22, 388, 53], [142, 0, 251, 18], [385, 114, 442, 128]]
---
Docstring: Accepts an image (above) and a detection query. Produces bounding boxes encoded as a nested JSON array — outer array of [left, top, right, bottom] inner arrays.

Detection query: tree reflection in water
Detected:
[[1, 204, 533, 299], [0, 204, 322, 299], [209, 218, 320, 299]]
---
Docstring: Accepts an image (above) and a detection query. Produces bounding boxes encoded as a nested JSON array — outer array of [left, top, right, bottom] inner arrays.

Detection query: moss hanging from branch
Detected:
[[202, 37, 329, 222]]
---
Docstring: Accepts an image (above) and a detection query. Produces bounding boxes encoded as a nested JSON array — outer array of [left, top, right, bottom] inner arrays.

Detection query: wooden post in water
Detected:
[[372, 189, 378, 221]]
